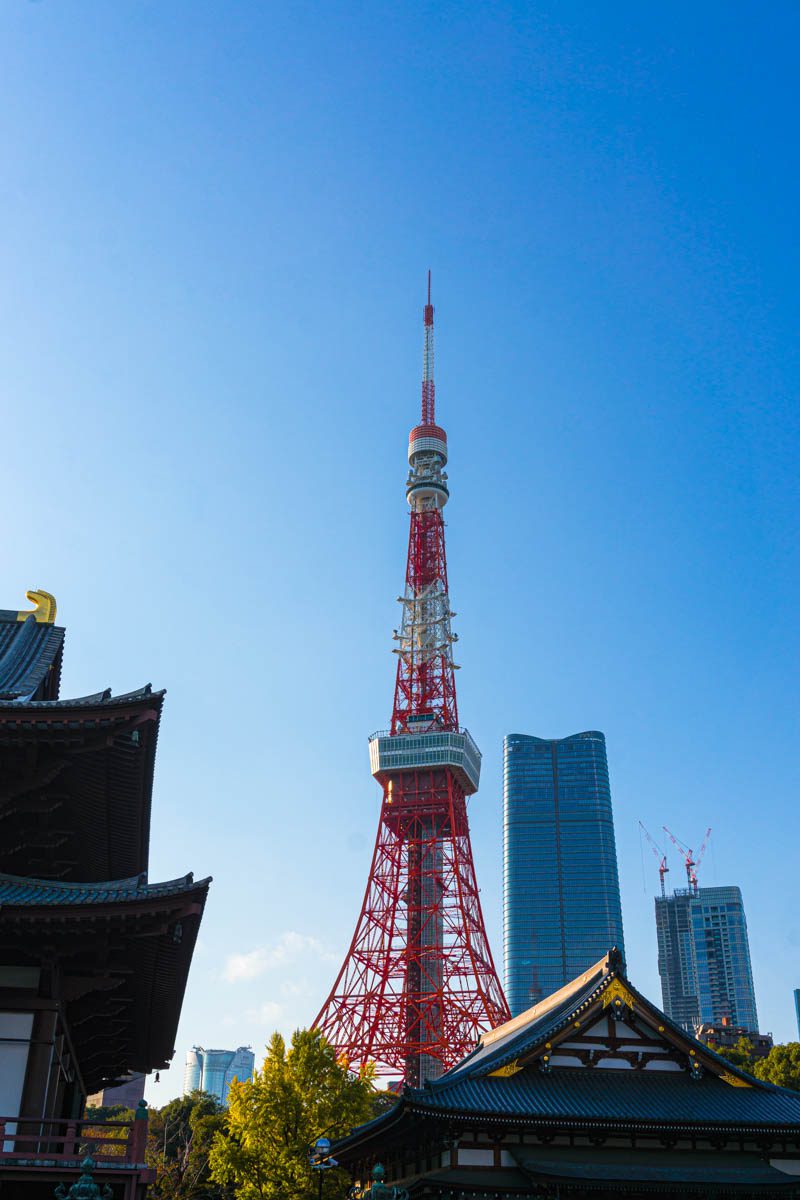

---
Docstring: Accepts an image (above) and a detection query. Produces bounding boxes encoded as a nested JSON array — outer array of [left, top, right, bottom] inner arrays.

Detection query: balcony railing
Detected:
[[0, 1111, 148, 1165]]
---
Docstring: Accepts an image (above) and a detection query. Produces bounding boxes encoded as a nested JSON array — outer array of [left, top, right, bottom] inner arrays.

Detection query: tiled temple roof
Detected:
[[0, 871, 209, 906], [0, 870, 212, 1090], [335, 952, 800, 1157], [410, 1065, 800, 1128], [0, 614, 64, 701]]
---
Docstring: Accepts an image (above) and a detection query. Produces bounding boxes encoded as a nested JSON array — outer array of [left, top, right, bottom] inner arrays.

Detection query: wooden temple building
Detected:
[[0, 590, 210, 1198], [337, 949, 800, 1198]]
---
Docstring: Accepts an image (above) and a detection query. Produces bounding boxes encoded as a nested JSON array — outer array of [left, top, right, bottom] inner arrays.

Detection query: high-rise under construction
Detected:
[[656, 885, 759, 1033]]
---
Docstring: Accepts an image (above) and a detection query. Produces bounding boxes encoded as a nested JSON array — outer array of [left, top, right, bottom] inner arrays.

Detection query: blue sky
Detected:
[[2, 2, 798, 1101]]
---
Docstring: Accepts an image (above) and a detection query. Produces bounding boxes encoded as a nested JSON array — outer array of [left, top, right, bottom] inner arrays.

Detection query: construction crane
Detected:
[[639, 821, 669, 897], [692, 826, 713, 891], [662, 826, 712, 894]]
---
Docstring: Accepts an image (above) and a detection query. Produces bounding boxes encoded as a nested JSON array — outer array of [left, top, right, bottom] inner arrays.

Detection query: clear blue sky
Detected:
[[2, 2, 798, 1101]]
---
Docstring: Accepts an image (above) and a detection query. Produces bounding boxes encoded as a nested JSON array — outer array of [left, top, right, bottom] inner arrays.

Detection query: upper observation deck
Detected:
[[369, 725, 481, 794]]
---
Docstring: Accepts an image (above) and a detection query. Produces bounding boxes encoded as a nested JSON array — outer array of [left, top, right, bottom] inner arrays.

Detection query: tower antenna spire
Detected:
[[422, 271, 435, 425]]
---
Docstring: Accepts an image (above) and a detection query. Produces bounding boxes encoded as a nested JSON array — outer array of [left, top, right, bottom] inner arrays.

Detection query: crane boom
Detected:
[[663, 824, 711, 894], [639, 821, 669, 897]]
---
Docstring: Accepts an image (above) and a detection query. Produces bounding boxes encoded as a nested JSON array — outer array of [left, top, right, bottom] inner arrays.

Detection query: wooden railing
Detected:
[[0, 1112, 148, 1165]]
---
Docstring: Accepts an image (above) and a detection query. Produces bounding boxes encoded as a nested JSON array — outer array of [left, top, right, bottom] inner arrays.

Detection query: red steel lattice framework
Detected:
[[313, 276, 509, 1086]]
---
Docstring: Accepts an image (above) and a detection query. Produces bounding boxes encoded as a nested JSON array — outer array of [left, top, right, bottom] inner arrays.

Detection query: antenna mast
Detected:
[[422, 269, 435, 424]]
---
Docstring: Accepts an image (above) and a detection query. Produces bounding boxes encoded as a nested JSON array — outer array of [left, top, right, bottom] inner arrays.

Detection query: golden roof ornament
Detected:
[[17, 589, 57, 624]]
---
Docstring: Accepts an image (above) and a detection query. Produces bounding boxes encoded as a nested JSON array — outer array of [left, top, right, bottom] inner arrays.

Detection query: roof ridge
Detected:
[[0, 870, 211, 893]]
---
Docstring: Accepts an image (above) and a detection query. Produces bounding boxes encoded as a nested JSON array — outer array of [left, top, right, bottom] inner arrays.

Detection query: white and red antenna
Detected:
[[422, 269, 435, 424]]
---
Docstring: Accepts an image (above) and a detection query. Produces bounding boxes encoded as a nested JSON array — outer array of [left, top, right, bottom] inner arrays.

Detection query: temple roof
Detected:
[[0, 614, 64, 701], [0, 870, 211, 1091], [408, 1066, 800, 1128], [335, 951, 800, 1158], [0, 684, 164, 882], [439, 951, 622, 1082], [0, 870, 203, 904]]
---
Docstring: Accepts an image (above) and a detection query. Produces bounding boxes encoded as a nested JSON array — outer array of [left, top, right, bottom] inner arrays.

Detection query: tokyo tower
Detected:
[[314, 276, 509, 1085]]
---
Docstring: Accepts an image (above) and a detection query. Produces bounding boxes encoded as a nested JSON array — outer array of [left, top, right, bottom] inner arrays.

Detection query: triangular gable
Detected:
[[439, 953, 764, 1091]]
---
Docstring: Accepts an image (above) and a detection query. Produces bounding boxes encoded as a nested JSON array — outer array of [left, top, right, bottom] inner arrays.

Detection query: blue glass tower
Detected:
[[503, 731, 625, 1015]]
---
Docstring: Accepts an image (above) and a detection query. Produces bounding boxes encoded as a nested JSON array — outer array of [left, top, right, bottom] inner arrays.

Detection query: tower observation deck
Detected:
[[313, 276, 509, 1085]]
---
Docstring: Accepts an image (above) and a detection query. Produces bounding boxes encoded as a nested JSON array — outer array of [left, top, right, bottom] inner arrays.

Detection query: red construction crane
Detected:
[[639, 821, 669, 897], [662, 826, 712, 894], [692, 826, 713, 890]]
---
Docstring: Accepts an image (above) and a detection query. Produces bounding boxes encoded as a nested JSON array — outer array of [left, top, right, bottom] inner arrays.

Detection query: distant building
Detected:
[[503, 731, 625, 1014], [696, 1020, 773, 1060], [183, 1047, 203, 1095], [795, 990, 800, 1039], [655, 886, 758, 1033], [183, 1045, 255, 1104], [86, 1072, 147, 1110]]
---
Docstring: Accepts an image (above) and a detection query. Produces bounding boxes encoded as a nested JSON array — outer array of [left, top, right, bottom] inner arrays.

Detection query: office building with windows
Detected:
[[795, 989, 800, 1039], [183, 1045, 255, 1104], [503, 731, 625, 1015], [655, 886, 759, 1033]]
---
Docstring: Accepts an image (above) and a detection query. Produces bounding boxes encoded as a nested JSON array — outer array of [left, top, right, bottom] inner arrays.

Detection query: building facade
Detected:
[[656, 885, 759, 1033], [503, 731, 625, 1014], [795, 989, 800, 1039], [183, 1045, 255, 1104], [86, 1073, 147, 1110]]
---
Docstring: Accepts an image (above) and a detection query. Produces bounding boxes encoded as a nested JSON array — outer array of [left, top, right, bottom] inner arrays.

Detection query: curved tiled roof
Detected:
[[334, 952, 800, 1160], [0, 683, 163, 713], [410, 1066, 800, 1130], [438, 954, 616, 1082], [0, 615, 64, 701], [0, 870, 210, 906], [0, 871, 212, 1091]]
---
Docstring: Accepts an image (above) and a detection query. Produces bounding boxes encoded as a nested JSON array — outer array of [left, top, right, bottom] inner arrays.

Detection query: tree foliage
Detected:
[[707, 1036, 757, 1074], [754, 1043, 800, 1091], [83, 1104, 135, 1159], [209, 1029, 380, 1200], [146, 1090, 231, 1199]]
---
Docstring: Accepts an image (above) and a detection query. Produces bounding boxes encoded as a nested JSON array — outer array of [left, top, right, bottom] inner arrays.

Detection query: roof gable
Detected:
[[431, 951, 765, 1093], [334, 953, 800, 1159]]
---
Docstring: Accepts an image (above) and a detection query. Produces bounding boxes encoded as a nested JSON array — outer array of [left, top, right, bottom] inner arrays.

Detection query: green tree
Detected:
[[147, 1090, 231, 1199], [209, 1029, 376, 1200], [754, 1043, 800, 1091], [708, 1036, 757, 1075], [82, 1104, 135, 1159]]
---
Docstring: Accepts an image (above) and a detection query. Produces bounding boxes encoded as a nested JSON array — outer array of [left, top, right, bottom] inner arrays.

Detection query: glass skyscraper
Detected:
[[655, 886, 759, 1033], [503, 731, 625, 1016], [182, 1045, 255, 1104]]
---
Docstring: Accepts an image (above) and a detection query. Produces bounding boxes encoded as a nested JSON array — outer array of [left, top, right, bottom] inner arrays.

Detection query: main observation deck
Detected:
[[369, 727, 481, 795]]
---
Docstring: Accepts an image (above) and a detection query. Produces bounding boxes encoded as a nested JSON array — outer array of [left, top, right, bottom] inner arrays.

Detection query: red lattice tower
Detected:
[[313, 275, 509, 1086]]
